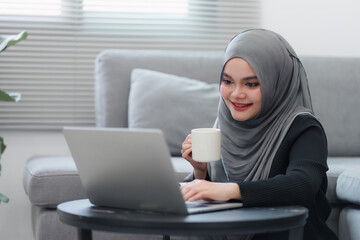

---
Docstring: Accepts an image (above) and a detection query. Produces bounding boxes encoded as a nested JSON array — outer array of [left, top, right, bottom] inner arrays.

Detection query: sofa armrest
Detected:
[[23, 156, 87, 208]]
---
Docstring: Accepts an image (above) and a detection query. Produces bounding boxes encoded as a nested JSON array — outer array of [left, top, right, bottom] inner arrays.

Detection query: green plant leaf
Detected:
[[0, 192, 9, 203], [0, 90, 16, 102], [0, 136, 5, 158], [0, 90, 21, 102], [0, 31, 28, 53]]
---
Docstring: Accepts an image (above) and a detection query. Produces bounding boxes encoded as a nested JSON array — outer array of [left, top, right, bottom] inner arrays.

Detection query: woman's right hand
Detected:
[[181, 134, 207, 179]]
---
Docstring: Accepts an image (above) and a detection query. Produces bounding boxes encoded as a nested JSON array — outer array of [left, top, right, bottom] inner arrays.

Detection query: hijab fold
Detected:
[[208, 29, 315, 182]]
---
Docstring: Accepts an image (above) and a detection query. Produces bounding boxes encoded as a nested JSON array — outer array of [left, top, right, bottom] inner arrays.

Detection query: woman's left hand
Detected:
[[180, 179, 241, 202]]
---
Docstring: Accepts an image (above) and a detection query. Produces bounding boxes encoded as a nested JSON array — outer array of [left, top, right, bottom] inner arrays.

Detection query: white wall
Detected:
[[261, 0, 360, 57], [0, 131, 70, 240]]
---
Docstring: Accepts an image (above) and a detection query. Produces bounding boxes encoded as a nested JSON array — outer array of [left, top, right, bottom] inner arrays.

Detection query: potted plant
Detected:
[[0, 31, 28, 203]]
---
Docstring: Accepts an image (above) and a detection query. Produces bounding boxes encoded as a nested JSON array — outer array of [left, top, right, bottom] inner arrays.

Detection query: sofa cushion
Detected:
[[326, 157, 360, 204], [336, 168, 360, 205], [128, 68, 220, 156]]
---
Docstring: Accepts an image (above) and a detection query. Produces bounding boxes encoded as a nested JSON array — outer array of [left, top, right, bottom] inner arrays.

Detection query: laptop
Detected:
[[63, 127, 243, 215]]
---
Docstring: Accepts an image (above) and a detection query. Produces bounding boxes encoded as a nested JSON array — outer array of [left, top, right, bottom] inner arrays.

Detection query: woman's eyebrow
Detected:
[[243, 76, 258, 81], [223, 72, 257, 81]]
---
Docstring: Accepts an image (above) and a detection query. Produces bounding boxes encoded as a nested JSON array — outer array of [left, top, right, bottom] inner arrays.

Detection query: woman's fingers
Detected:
[[181, 134, 193, 160], [183, 134, 192, 145], [181, 180, 210, 201], [182, 135, 192, 149], [181, 142, 192, 152], [181, 146, 192, 160]]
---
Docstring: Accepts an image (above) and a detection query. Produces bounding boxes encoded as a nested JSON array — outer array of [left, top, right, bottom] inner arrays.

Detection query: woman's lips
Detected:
[[231, 102, 252, 111]]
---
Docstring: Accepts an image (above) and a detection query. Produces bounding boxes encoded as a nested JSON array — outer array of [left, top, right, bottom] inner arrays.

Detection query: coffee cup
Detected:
[[191, 128, 221, 162]]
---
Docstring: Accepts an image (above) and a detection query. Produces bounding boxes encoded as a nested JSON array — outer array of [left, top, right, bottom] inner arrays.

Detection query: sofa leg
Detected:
[[163, 234, 170, 240]]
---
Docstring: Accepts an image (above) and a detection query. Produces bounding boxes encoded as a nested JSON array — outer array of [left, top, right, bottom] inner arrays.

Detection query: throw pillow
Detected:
[[129, 68, 220, 156]]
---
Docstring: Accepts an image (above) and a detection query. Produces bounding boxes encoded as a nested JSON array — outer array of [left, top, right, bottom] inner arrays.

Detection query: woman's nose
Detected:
[[231, 86, 246, 99]]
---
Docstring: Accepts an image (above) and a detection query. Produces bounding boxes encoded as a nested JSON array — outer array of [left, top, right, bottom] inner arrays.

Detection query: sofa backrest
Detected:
[[301, 57, 360, 156], [95, 50, 223, 128], [95, 50, 360, 157]]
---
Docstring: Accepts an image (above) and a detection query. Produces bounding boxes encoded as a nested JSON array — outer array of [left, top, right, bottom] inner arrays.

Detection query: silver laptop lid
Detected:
[[63, 127, 188, 215]]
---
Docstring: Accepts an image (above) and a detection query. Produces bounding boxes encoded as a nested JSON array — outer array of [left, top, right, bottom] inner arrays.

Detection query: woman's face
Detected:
[[220, 58, 262, 122]]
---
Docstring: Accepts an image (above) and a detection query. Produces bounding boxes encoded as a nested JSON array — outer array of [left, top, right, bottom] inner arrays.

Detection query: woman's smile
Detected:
[[231, 102, 253, 111]]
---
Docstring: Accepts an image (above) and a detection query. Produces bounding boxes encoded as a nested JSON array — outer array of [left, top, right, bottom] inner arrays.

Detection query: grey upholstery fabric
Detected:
[[301, 57, 360, 156], [326, 157, 360, 204], [337, 169, 360, 204], [128, 69, 220, 156], [339, 207, 360, 240], [23, 156, 87, 207]]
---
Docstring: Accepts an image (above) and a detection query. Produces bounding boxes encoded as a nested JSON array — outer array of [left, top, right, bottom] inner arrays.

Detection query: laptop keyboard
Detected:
[[185, 201, 210, 208]]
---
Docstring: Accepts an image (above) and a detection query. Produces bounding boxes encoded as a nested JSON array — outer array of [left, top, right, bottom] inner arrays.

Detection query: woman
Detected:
[[181, 29, 338, 240]]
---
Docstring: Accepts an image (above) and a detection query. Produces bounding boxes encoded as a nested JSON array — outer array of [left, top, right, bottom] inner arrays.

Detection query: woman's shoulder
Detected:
[[286, 114, 326, 141], [292, 113, 323, 130]]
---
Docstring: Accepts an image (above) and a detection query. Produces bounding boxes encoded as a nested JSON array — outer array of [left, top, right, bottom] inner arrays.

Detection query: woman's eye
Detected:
[[222, 79, 232, 84], [246, 82, 260, 87]]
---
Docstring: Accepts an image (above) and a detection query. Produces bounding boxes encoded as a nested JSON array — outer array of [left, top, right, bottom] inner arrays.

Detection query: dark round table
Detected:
[[57, 199, 308, 240]]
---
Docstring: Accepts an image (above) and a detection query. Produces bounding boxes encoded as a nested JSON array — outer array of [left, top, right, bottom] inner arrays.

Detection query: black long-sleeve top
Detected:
[[236, 115, 338, 240], [198, 115, 338, 240]]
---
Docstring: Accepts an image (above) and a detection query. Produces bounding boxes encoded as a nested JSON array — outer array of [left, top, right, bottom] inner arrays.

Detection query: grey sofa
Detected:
[[23, 50, 360, 240]]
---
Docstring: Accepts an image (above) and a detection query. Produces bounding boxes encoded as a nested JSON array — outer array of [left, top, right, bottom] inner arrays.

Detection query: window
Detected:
[[0, 0, 62, 15], [0, 0, 260, 130], [83, 0, 188, 14]]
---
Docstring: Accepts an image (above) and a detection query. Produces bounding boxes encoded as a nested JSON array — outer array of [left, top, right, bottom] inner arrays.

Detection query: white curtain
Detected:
[[0, 0, 260, 129]]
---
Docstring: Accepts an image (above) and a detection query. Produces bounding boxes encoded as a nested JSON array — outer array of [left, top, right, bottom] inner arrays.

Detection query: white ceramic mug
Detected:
[[191, 128, 221, 162]]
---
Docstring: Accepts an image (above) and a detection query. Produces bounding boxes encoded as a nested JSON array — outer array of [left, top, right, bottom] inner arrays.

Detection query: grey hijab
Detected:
[[209, 29, 315, 182]]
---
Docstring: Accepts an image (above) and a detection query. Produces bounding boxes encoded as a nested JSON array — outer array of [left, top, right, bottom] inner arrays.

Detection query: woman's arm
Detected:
[[238, 125, 328, 208]]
